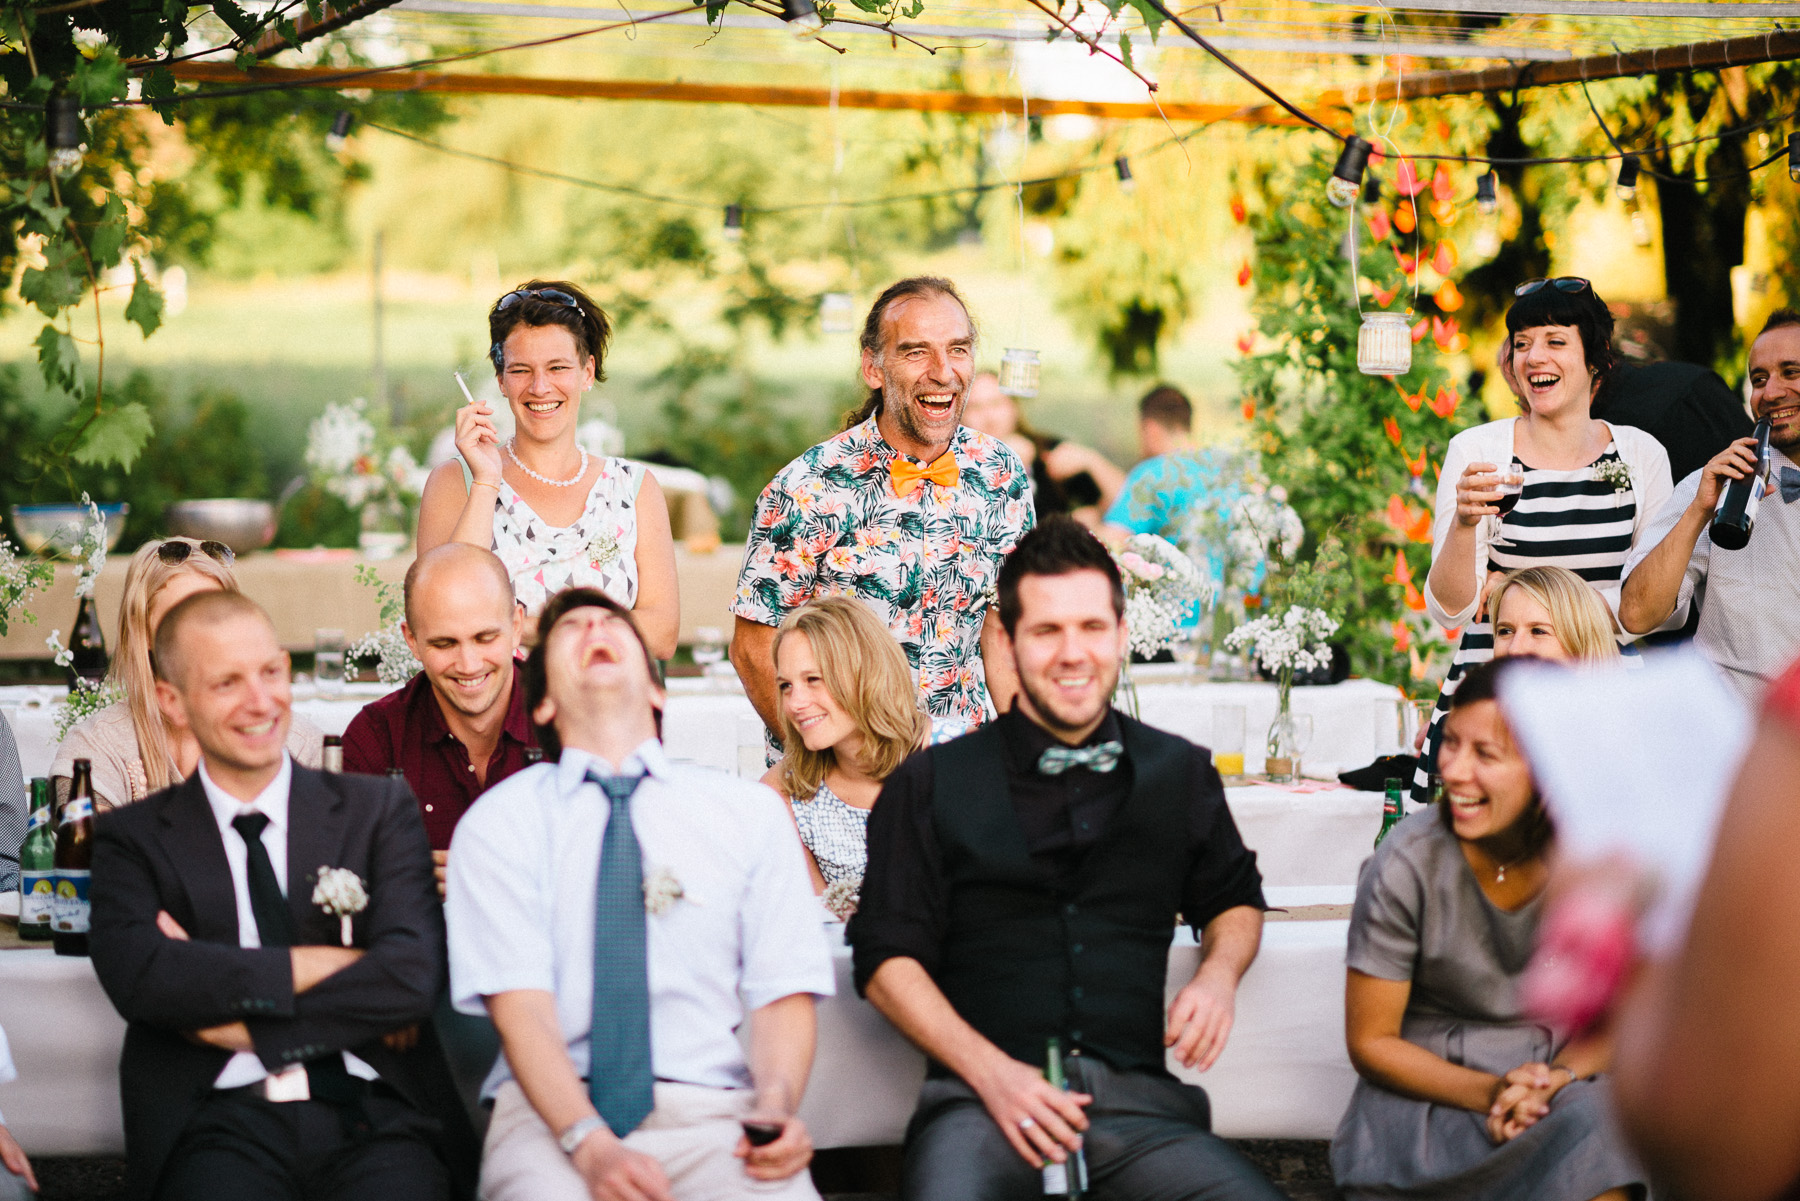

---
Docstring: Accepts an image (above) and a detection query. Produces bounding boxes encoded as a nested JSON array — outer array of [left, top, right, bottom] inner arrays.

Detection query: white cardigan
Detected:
[[1423, 417, 1674, 628]]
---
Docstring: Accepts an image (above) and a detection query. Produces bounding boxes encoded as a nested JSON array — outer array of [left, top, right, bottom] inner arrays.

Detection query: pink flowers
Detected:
[[1117, 551, 1166, 581]]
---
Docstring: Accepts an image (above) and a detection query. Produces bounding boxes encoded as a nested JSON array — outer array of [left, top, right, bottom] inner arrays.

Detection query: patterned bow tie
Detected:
[[1779, 466, 1800, 504], [890, 451, 960, 497], [1037, 741, 1123, 776]]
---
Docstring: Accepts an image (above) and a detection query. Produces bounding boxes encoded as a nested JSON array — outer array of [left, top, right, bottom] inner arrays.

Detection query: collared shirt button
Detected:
[[1064, 903, 1078, 916], [1071, 943, 1084, 954], [1071, 986, 1084, 999], [424, 804, 433, 812]]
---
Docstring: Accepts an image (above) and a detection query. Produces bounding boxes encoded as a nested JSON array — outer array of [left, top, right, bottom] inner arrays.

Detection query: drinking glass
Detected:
[[314, 628, 347, 697], [1487, 460, 1525, 546], [741, 1119, 787, 1192], [691, 626, 728, 676], [1292, 713, 1315, 778], [1210, 704, 1247, 778]]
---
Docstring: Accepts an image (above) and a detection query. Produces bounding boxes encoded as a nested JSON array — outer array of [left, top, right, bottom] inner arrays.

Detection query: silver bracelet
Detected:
[[559, 1114, 607, 1155]]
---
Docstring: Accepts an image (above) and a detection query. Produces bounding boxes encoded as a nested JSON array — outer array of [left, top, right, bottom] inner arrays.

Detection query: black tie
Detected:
[[231, 811, 360, 1113]]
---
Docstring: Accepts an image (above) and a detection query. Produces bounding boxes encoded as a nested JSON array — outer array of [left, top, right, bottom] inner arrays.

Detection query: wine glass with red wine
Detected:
[[1488, 460, 1525, 546], [742, 1119, 786, 1191]]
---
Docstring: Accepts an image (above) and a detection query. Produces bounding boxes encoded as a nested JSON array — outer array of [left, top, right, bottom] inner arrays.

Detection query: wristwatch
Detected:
[[559, 1115, 607, 1155]]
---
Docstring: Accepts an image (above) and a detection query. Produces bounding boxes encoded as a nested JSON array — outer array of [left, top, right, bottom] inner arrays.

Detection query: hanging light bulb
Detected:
[[1630, 205, 1653, 248], [1358, 312, 1412, 376], [1615, 155, 1640, 202], [780, 0, 824, 31], [1114, 156, 1135, 193], [820, 292, 855, 334], [1476, 170, 1499, 215], [722, 204, 744, 241], [45, 96, 84, 180], [1788, 132, 1800, 183], [1326, 137, 1373, 209], [325, 110, 354, 153], [997, 348, 1041, 398]]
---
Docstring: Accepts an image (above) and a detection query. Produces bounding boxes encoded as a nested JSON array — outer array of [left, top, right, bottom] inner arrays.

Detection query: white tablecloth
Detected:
[[0, 890, 1357, 1155]]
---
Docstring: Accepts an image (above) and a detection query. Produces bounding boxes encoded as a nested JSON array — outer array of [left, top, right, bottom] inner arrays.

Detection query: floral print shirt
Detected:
[[733, 417, 1034, 726]]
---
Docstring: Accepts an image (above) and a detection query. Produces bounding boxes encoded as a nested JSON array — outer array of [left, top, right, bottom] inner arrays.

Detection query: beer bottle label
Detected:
[[64, 797, 94, 823], [52, 869, 91, 934], [25, 807, 47, 834], [19, 871, 54, 927], [1042, 1160, 1069, 1195]]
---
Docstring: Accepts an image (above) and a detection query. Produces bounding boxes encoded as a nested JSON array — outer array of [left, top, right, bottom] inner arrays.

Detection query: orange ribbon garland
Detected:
[[890, 452, 960, 497]]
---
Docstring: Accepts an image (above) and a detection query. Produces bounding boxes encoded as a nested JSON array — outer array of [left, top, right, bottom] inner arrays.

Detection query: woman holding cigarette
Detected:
[[416, 280, 679, 658]]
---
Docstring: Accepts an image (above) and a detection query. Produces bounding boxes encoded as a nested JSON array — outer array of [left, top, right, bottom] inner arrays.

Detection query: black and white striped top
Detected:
[[1411, 419, 1672, 805]]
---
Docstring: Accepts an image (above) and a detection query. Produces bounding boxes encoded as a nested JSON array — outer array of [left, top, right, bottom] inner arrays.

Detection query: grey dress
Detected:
[[1330, 810, 1647, 1201]]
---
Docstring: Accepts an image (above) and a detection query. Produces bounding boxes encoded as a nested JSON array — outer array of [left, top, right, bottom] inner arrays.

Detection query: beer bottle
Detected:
[[1375, 778, 1404, 849], [321, 734, 343, 773], [53, 758, 96, 956], [1041, 1038, 1087, 1199], [18, 778, 55, 942]]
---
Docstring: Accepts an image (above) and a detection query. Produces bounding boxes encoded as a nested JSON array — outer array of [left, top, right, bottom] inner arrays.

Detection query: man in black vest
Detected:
[[849, 516, 1283, 1200]]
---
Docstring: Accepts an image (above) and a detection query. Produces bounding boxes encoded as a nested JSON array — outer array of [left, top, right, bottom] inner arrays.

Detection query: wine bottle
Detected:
[[53, 759, 96, 957], [68, 594, 109, 683], [1041, 1038, 1087, 1200], [1375, 778, 1404, 848], [320, 735, 343, 773], [1711, 417, 1773, 551], [18, 778, 55, 942]]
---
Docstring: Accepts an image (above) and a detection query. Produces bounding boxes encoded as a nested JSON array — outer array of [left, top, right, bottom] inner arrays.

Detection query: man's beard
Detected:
[[1016, 659, 1119, 738], [881, 370, 966, 447]]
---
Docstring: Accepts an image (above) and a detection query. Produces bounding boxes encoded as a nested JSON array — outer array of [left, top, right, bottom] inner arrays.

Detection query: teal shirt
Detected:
[[1105, 450, 1240, 591]]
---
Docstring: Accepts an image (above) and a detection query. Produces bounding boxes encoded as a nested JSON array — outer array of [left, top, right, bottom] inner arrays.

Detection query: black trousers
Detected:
[[902, 1055, 1287, 1201], [154, 1087, 449, 1201]]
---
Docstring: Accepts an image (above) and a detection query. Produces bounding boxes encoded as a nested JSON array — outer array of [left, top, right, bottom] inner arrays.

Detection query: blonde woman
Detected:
[[759, 596, 947, 916], [1489, 566, 1623, 664], [50, 539, 323, 809]]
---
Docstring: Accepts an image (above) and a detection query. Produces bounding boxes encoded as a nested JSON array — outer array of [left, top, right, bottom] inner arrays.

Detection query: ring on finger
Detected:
[[1018, 1117, 1037, 1131]]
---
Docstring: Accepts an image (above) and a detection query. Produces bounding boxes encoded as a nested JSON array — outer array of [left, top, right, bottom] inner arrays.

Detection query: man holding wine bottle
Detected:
[[448, 587, 834, 1201], [850, 518, 1285, 1200], [1620, 310, 1800, 702]]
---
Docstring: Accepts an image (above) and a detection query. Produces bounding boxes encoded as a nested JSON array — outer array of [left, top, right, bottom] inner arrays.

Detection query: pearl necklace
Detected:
[[505, 439, 588, 488]]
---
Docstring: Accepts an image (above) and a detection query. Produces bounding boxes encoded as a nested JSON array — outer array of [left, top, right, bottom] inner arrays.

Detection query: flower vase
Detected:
[[358, 496, 409, 561], [1114, 664, 1140, 720], [1264, 674, 1298, 782]]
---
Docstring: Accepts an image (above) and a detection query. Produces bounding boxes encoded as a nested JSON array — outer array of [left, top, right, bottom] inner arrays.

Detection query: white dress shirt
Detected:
[[1622, 447, 1800, 702], [197, 756, 378, 1088], [0, 1023, 15, 1126], [447, 739, 835, 1098]]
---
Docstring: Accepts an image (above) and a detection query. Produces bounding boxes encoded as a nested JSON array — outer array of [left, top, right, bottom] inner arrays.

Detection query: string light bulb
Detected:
[[1326, 136, 1373, 209], [325, 110, 354, 153], [1788, 132, 1800, 183], [780, 0, 823, 31], [722, 203, 744, 241], [1114, 156, 1134, 193], [45, 96, 84, 180], [1615, 155, 1640, 202], [1476, 170, 1498, 215]]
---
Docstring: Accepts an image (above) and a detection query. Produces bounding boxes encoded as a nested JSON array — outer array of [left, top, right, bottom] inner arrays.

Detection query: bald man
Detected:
[[342, 544, 538, 873]]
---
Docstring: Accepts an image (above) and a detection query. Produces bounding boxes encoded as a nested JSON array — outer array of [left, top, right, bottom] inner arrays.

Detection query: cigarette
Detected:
[[454, 371, 477, 406]]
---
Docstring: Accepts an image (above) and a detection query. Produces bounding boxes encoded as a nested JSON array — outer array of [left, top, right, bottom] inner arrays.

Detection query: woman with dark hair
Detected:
[[1412, 279, 1672, 804], [1332, 658, 1645, 1201], [417, 281, 679, 658], [962, 371, 1123, 526]]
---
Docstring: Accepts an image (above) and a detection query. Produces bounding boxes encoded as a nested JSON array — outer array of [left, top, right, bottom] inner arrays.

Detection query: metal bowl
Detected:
[[164, 499, 277, 556], [9, 503, 130, 557]]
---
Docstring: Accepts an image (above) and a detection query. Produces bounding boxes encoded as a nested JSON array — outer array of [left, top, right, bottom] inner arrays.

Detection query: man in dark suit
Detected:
[[88, 590, 476, 1201]]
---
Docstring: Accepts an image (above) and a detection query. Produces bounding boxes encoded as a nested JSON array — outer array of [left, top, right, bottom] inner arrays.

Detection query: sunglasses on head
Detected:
[[156, 539, 234, 567], [1514, 277, 1592, 298], [492, 287, 582, 316]]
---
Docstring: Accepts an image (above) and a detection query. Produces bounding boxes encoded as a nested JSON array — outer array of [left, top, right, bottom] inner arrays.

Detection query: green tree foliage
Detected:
[[1236, 148, 1479, 685]]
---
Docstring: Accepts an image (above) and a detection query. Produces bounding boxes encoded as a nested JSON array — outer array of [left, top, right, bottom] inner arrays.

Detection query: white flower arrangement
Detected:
[[51, 677, 124, 742], [305, 400, 427, 514], [65, 493, 109, 600], [311, 866, 369, 945], [1223, 488, 1304, 593], [821, 877, 861, 922], [347, 564, 421, 685], [643, 866, 685, 915], [0, 537, 53, 638], [1223, 605, 1341, 677], [1593, 459, 1633, 493], [1111, 534, 1214, 659]]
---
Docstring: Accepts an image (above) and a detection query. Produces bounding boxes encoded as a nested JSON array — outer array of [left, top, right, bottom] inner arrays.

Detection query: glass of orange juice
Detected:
[[1211, 704, 1247, 778]]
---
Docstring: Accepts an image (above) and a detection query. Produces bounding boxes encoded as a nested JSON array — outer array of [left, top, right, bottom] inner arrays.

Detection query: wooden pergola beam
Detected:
[[251, 0, 412, 59], [1316, 27, 1800, 104], [163, 60, 1319, 124]]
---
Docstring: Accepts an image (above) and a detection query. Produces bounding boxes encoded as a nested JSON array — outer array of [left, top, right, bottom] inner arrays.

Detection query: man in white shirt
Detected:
[[448, 587, 834, 1201], [88, 591, 475, 1201], [1621, 310, 1800, 701]]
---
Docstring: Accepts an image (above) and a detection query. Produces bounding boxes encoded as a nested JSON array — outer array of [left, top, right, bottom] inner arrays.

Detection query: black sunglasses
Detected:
[[157, 539, 235, 567], [492, 287, 582, 316], [1514, 276, 1592, 298]]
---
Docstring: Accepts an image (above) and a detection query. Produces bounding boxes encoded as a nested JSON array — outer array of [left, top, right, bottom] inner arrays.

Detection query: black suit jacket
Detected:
[[88, 764, 478, 1201]]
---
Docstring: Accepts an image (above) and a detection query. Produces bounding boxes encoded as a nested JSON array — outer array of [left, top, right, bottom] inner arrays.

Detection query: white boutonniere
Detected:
[[312, 867, 369, 946], [643, 866, 685, 915], [1594, 459, 1634, 493], [821, 877, 861, 923], [587, 530, 621, 571]]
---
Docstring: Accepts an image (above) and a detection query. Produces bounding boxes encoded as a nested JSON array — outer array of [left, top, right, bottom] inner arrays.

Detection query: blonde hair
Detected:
[[109, 538, 239, 792], [771, 596, 929, 801], [1489, 565, 1621, 663]]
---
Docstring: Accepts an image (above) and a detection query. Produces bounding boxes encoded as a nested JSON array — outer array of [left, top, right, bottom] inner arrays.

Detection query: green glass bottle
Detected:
[[1375, 778, 1404, 849], [1042, 1038, 1087, 1199], [18, 778, 55, 942]]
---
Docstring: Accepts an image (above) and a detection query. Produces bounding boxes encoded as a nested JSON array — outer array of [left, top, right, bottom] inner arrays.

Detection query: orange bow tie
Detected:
[[889, 452, 960, 497]]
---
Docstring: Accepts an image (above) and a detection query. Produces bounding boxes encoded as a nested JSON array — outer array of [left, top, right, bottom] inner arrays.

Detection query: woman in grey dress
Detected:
[[1332, 658, 1646, 1201]]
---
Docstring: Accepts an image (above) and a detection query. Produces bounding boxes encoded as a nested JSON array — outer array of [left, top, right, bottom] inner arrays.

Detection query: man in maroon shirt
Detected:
[[342, 543, 537, 895]]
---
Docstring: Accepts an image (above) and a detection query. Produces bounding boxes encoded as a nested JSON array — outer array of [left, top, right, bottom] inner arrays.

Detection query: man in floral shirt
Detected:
[[730, 277, 1035, 745]]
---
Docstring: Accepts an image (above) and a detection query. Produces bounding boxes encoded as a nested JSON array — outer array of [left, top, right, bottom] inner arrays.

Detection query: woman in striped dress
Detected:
[[1413, 279, 1673, 804]]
